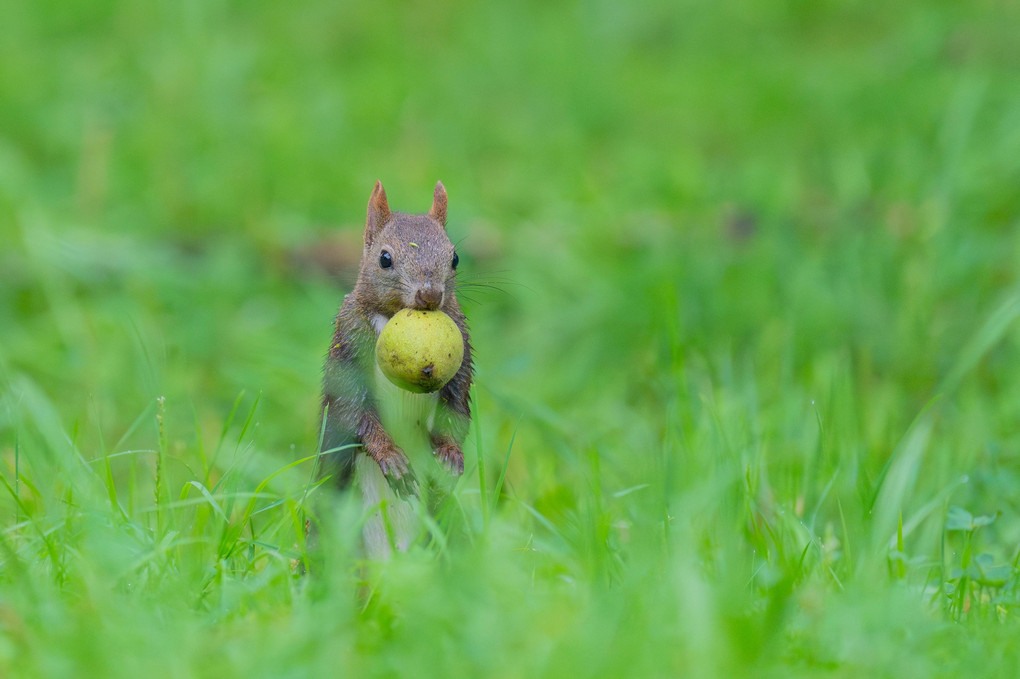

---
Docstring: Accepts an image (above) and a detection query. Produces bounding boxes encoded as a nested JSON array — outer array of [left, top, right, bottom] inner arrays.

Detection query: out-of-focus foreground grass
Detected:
[[2, 1, 1020, 676]]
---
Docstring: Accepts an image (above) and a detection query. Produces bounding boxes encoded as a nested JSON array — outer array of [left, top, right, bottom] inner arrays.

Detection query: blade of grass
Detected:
[[492, 414, 522, 511], [208, 390, 246, 483], [471, 389, 488, 529]]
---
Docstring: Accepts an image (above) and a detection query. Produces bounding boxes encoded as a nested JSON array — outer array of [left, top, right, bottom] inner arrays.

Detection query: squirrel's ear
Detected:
[[428, 181, 447, 227], [365, 180, 391, 245]]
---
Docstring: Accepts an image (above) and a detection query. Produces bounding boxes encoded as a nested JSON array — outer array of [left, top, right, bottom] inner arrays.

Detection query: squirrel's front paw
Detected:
[[370, 445, 418, 496], [371, 444, 410, 478], [433, 441, 464, 476]]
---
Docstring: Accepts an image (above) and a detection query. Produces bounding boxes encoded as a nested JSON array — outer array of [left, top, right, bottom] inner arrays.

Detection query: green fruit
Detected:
[[375, 309, 464, 393]]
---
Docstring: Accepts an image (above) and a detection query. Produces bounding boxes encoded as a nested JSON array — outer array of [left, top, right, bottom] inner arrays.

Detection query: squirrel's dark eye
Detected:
[[379, 251, 392, 269], [452, 251, 459, 270]]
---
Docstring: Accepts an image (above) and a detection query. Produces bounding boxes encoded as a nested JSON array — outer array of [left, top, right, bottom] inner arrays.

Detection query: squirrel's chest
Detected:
[[370, 314, 439, 451]]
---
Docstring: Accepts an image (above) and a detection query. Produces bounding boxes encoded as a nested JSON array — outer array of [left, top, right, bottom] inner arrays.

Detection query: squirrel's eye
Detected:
[[379, 251, 393, 269], [452, 251, 459, 270]]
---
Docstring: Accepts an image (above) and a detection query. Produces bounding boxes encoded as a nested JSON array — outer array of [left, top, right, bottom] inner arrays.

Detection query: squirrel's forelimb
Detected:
[[320, 300, 413, 491], [428, 307, 473, 475]]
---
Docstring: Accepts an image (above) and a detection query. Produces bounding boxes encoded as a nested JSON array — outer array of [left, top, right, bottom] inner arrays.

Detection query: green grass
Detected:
[[2, 0, 1020, 676]]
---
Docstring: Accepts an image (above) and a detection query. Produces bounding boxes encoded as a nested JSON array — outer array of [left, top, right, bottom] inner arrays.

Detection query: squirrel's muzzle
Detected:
[[412, 284, 443, 310]]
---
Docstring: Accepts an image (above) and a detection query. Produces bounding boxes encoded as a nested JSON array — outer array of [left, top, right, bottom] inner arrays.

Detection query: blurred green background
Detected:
[[2, 0, 1020, 676]]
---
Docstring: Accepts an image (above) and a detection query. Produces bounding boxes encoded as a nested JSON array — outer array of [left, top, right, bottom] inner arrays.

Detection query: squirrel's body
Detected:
[[318, 181, 472, 555]]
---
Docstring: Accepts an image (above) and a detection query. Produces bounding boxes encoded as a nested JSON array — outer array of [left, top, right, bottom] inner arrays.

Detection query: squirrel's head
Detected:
[[357, 181, 459, 315]]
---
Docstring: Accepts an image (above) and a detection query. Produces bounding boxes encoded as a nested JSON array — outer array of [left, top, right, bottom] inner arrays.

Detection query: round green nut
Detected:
[[375, 309, 465, 393]]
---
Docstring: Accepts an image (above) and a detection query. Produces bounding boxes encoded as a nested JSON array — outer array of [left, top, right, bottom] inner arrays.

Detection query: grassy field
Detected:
[[2, 0, 1020, 676]]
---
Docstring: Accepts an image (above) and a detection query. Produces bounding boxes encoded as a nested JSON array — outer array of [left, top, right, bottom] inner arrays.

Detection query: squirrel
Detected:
[[318, 181, 473, 508]]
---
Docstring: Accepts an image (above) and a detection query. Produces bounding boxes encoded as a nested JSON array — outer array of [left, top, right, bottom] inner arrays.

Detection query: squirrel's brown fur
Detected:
[[319, 181, 472, 492]]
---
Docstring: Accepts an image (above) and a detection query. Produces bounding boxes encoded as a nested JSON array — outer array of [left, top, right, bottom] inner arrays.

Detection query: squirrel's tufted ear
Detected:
[[428, 181, 447, 227], [364, 180, 391, 246]]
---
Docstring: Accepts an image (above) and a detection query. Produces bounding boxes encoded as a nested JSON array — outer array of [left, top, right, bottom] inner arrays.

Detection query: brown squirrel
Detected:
[[318, 181, 473, 500]]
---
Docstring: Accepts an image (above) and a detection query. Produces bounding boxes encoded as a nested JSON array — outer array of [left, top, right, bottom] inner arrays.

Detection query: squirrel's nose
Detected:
[[412, 284, 443, 310]]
